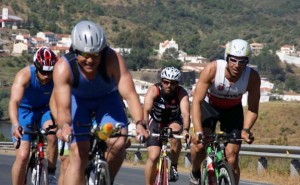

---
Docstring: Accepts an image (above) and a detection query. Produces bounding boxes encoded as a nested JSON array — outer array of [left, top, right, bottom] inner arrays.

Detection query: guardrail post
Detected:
[[257, 156, 267, 175], [134, 151, 142, 164], [290, 159, 300, 177], [185, 153, 191, 168]]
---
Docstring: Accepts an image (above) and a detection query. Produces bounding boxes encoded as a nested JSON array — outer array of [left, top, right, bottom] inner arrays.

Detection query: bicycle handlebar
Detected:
[[15, 124, 57, 149]]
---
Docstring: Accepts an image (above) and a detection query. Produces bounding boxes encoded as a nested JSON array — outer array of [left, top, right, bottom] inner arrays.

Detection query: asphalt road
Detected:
[[0, 154, 272, 185]]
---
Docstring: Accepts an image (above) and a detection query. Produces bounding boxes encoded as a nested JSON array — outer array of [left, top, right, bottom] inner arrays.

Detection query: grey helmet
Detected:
[[161, 67, 181, 82], [71, 20, 107, 53]]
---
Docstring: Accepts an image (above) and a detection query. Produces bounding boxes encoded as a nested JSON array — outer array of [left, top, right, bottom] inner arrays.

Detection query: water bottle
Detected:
[[97, 123, 113, 140], [207, 156, 216, 184]]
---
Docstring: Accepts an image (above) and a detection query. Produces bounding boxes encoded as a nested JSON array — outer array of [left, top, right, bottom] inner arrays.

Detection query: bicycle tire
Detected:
[[154, 157, 164, 185], [201, 159, 208, 185], [34, 159, 48, 185], [217, 161, 236, 185], [24, 153, 33, 184], [162, 157, 169, 185]]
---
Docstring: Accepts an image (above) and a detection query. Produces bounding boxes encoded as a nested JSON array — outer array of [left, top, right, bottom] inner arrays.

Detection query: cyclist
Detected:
[[52, 20, 149, 185], [144, 67, 190, 185], [9, 47, 58, 185], [189, 39, 261, 185]]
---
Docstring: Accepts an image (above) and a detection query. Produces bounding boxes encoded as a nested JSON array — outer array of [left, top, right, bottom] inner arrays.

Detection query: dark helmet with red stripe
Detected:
[[33, 47, 58, 72]]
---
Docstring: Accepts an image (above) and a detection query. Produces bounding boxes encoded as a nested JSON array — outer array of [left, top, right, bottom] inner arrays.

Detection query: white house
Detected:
[[12, 42, 28, 55], [158, 38, 179, 56]]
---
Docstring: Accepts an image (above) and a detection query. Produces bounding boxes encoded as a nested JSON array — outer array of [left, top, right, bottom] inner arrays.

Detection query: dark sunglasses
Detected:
[[76, 50, 100, 58], [162, 79, 178, 86], [229, 57, 248, 65], [39, 70, 53, 75]]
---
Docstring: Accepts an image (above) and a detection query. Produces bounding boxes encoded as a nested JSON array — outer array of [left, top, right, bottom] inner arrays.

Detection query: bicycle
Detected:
[[16, 122, 57, 185], [64, 122, 143, 185], [200, 131, 241, 185], [151, 127, 187, 185]]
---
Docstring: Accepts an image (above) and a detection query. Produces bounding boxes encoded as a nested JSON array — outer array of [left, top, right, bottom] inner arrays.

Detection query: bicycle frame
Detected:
[[153, 127, 184, 185], [201, 132, 237, 185]]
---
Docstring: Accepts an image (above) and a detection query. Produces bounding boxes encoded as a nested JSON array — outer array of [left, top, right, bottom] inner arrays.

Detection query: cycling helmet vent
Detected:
[[161, 67, 181, 82], [71, 20, 106, 53], [33, 47, 58, 71], [225, 39, 251, 62]]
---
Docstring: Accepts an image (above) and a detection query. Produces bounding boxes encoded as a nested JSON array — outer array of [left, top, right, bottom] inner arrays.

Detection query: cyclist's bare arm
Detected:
[[143, 85, 157, 125], [243, 69, 261, 143], [244, 69, 261, 129], [107, 50, 148, 138], [192, 62, 217, 135], [178, 88, 190, 135], [9, 66, 31, 139], [53, 58, 72, 141]]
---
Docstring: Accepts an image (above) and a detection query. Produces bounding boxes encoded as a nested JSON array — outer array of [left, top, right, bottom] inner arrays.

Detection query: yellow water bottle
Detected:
[[97, 123, 113, 140]]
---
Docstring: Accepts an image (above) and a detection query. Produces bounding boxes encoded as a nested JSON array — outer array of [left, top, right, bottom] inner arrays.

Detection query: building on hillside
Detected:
[[36, 31, 57, 44], [31, 37, 46, 48], [178, 55, 208, 63], [113, 48, 131, 55], [158, 38, 179, 57], [282, 91, 300, 101], [181, 62, 207, 73], [12, 42, 28, 55], [250, 42, 264, 56], [50, 46, 70, 57], [55, 34, 72, 48], [280, 45, 296, 55], [1, 8, 22, 28]]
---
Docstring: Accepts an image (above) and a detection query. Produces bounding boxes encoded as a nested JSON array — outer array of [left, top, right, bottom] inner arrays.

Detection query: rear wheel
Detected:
[[217, 161, 236, 185]]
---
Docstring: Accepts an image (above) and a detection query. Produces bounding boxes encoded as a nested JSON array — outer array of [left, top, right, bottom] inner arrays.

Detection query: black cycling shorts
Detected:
[[201, 101, 244, 143]]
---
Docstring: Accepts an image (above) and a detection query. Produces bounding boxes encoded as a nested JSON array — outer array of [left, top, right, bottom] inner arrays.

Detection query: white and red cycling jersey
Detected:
[[205, 59, 251, 109]]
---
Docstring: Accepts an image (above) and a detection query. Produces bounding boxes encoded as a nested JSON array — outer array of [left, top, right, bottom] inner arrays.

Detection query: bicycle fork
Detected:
[[94, 160, 111, 185]]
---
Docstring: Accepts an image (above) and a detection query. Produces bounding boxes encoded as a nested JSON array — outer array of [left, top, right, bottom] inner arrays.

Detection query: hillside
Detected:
[[1, 0, 300, 57]]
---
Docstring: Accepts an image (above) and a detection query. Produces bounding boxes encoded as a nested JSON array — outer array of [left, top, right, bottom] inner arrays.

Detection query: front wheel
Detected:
[[154, 157, 169, 185], [32, 159, 48, 185], [217, 161, 236, 185]]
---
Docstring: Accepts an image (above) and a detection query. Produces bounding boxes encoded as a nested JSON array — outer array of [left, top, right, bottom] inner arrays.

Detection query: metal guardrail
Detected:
[[1, 142, 300, 159], [1, 142, 300, 176]]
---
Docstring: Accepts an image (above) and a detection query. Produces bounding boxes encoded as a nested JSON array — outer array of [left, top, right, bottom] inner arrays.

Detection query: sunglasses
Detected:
[[229, 57, 248, 65], [39, 70, 53, 75], [76, 50, 100, 58], [162, 79, 178, 86]]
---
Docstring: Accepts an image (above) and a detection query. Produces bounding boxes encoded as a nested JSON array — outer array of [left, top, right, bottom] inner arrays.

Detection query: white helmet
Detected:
[[161, 67, 181, 82], [224, 39, 251, 62], [71, 20, 107, 53]]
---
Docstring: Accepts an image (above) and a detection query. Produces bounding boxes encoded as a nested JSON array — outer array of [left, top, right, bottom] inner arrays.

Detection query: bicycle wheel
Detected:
[[34, 159, 48, 185], [24, 154, 36, 185], [217, 161, 236, 185], [154, 157, 165, 185], [163, 157, 169, 185], [201, 159, 209, 185], [201, 159, 217, 185]]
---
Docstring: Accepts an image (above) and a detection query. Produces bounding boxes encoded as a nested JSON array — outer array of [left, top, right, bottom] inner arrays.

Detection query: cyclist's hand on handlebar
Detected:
[[13, 125, 23, 140], [58, 123, 72, 142], [241, 129, 255, 144], [135, 121, 149, 143], [192, 132, 205, 144], [182, 129, 191, 145]]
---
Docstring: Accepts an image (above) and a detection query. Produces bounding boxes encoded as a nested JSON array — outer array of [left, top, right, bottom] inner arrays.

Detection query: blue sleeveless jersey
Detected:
[[19, 65, 53, 108], [63, 55, 118, 99]]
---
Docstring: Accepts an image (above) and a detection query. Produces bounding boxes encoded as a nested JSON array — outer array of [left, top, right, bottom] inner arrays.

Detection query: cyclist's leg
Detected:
[[219, 104, 243, 184], [64, 95, 91, 185], [50, 93, 69, 185], [145, 119, 161, 185], [190, 102, 218, 184], [168, 120, 182, 181], [41, 110, 58, 182], [95, 91, 129, 183], [11, 108, 32, 185]]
